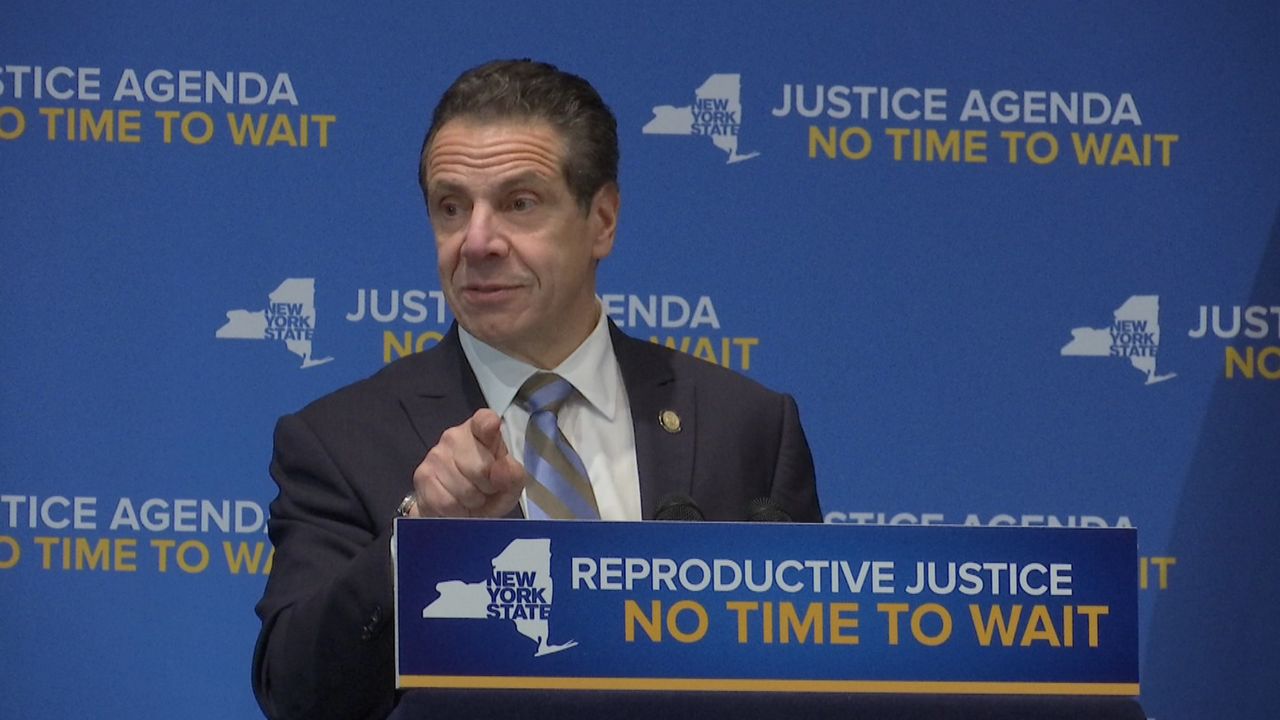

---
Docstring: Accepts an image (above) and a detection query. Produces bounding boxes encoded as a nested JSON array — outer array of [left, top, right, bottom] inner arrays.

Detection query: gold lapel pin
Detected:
[[659, 409, 682, 433]]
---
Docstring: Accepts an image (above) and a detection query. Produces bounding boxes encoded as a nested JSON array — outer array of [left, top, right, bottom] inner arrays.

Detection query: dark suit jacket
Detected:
[[252, 323, 820, 720]]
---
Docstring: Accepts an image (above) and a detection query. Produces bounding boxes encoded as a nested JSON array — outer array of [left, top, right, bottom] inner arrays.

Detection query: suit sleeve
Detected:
[[252, 412, 398, 720], [770, 393, 823, 522]]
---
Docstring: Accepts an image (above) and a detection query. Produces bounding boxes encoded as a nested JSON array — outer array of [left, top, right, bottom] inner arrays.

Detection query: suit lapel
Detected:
[[611, 324, 696, 519], [399, 325, 486, 441]]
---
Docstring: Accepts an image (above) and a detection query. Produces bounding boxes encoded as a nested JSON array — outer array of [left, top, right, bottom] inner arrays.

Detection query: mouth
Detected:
[[460, 283, 523, 303]]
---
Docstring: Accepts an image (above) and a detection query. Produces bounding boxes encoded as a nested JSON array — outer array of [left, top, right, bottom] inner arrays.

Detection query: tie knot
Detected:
[[516, 372, 575, 415]]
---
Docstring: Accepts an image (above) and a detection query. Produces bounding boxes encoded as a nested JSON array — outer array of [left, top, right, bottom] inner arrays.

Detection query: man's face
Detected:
[[424, 120, 618, 369]]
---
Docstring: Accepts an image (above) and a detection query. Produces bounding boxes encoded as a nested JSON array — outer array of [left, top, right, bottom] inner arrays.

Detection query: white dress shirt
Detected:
[[457, 308, 642, 521]]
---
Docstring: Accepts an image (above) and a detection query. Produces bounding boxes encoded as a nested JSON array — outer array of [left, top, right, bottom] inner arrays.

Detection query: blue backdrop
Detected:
[[2, 2, 1277, 718]]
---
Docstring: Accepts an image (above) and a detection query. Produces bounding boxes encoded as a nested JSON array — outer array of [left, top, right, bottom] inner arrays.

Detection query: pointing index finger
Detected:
[[469, 408, 511, 462]]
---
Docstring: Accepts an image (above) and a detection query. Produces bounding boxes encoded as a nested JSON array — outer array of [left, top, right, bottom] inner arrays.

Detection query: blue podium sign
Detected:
[[394, 520, 1137, 696]]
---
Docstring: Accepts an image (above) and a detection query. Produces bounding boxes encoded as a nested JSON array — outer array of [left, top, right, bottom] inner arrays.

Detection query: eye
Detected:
[[439, 200, 460, 217], [510, 195, 537, 212]]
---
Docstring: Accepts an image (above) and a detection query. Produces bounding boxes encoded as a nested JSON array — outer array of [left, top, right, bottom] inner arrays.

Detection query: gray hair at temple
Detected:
[[418, 59, 620, 212]]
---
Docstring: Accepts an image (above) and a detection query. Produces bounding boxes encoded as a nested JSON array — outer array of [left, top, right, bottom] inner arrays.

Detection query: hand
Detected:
[[409, 409, 527, 518]]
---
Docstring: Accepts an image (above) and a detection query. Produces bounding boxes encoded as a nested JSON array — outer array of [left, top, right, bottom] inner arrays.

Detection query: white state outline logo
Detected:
[[215, 277, 334, 369], [643, 73, 761, 164], [422, 537, 577, 657]]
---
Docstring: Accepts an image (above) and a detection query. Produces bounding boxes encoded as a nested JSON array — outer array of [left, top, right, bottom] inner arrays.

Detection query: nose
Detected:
[[460, 204, 507, 262]]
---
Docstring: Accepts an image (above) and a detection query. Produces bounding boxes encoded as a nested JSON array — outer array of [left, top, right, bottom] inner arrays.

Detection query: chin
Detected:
[[464, 321, 520, 349]]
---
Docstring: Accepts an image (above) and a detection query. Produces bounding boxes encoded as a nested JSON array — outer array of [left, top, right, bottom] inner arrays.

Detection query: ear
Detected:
[[588, 183, 620, 261]]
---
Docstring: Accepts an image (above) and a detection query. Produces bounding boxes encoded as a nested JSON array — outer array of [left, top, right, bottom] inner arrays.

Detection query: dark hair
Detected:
[[418, 59, 619, 211]]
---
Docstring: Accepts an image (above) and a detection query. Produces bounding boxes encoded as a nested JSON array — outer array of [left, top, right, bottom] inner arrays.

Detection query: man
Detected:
[[252, 59, 820, 720]]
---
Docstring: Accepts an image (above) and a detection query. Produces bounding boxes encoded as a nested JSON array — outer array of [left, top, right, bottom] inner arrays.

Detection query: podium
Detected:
[[392, 519, 1143, 719], [388, 688, 1146, 719]]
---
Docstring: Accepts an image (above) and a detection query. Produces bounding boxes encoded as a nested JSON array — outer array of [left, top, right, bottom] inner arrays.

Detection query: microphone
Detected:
[[653, 494, 705, 521], [746, 498, 793, 523]]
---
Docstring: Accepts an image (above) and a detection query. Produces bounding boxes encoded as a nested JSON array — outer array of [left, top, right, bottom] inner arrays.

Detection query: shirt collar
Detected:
[[458, 304, 619, 419]]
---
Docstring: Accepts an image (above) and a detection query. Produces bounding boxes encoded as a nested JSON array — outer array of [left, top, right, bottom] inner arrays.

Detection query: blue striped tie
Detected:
[[516, 373, 600, 520]]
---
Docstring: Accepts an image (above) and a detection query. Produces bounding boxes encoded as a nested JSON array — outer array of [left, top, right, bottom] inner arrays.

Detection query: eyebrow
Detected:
[[495, 170, 554, 194], [426, 179, 465, 200], [427, 170, 554, 200]]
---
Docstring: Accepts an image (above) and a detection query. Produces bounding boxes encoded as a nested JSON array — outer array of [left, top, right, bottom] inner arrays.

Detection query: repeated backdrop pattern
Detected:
[[2, 3, 1277, 718]]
